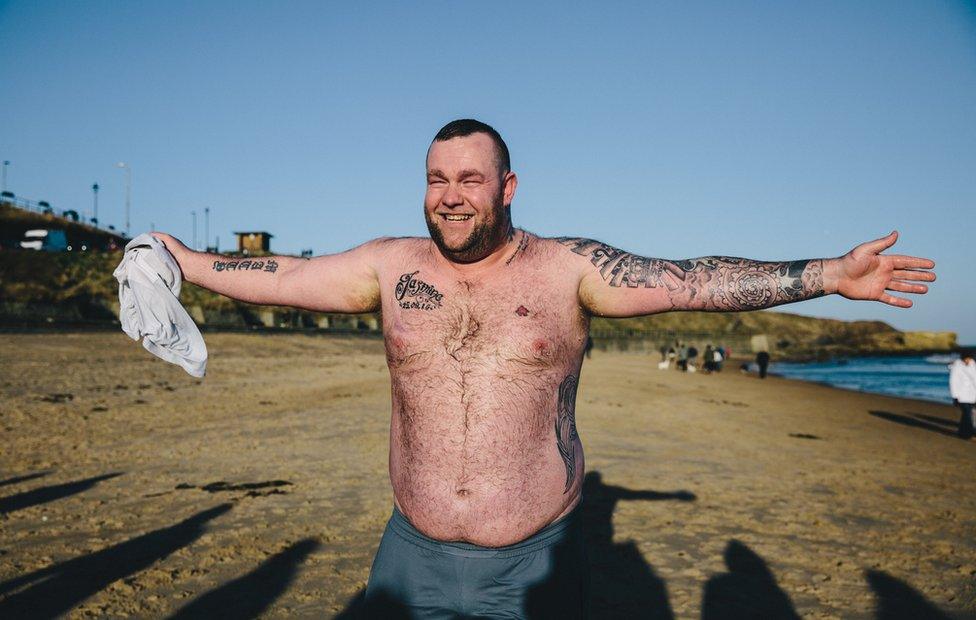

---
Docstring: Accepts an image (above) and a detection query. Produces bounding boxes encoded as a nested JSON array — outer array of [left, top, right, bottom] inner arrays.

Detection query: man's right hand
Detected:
[[149, 232, 191, 265]]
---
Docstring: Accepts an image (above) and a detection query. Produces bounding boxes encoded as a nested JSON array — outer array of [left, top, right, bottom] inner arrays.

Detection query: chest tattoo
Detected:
[[395, 271, 444, 310]]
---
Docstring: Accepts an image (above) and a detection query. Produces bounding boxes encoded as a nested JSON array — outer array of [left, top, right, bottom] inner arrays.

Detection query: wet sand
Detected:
[[1, 332, 974, 618]]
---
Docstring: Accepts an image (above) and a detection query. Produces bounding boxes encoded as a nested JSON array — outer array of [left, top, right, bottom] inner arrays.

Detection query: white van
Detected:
[[21, 229, 68, 251]]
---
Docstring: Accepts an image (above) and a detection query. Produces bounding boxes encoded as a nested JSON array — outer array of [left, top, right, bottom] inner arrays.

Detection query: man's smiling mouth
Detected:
[[442, 214, 473, 221]]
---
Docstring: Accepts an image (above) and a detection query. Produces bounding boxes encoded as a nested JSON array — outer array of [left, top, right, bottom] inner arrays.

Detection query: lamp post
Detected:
[[191, 210, 197, 250], [116, 162, 131, 236], [1, 160, 8, 193], [92, 183, 99, 225], [204, 207, 210, 251]]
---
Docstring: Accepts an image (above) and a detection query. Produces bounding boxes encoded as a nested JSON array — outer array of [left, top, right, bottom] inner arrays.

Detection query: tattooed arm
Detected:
[[150, 232, 385, 312], [558, 232, 935, 318]]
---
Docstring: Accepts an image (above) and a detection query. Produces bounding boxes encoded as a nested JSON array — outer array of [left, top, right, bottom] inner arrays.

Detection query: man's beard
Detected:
[[425, 201, 510, 263]]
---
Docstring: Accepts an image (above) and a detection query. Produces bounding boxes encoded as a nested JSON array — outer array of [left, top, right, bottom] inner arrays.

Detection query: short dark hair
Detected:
[[432, 119, 511, 173]]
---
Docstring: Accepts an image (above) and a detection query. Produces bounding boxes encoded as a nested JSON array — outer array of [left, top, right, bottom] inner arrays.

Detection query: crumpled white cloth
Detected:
[[113, 233, 208, 377]]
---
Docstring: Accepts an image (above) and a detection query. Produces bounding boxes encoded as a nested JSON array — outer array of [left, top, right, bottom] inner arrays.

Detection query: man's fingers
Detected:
[[887, 281, 928, 294], [879, 293, 913, 308], [892, 269, 936, 282], [858, 231, 898, 255], [890, 255, 935, 269]]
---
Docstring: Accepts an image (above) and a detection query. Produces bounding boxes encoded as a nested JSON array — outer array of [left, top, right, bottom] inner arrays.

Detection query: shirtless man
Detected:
[[152, 119, 936, 618]]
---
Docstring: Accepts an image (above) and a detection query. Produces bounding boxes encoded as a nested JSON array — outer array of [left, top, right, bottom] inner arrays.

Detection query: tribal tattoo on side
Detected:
[[555, 374, 579, 493], [556, 238, 825, 310], [395, 271, 444, 310]]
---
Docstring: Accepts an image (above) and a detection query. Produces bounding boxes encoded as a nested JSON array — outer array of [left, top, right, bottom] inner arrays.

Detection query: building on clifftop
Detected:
[[234, 231, 273, 255]]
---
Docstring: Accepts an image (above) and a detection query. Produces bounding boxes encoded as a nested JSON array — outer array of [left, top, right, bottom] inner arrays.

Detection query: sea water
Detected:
[[769, 354, 963, 404]]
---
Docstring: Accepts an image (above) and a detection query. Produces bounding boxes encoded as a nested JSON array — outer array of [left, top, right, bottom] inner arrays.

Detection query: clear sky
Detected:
[[2, 1, 974, 341]]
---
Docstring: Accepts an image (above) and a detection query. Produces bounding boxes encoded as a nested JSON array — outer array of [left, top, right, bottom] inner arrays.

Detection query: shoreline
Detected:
[[764, 370, 952, 408]]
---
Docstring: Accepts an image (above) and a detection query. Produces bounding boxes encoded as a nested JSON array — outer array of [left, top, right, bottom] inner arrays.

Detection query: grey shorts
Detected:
[[361, 506, 589, 619]]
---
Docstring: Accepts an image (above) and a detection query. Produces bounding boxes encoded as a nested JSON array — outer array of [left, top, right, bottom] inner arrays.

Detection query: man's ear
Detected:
[[503, 171, 518, 206]]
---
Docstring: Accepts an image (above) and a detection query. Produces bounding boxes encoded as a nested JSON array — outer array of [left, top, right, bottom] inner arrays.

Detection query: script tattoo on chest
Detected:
[[395, 271, 445, 310], [555, 374, 579, 493]]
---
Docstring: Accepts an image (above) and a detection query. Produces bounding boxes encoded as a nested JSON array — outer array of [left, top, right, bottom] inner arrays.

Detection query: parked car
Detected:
[[20, 229, 68, 251]]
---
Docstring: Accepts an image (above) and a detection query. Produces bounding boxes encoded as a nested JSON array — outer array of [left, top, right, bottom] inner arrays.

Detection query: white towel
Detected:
[[113, 233, 208, 377]]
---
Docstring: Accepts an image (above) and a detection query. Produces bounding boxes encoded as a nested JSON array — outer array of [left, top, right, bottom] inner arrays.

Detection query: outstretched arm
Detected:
[[150, 232, 384, 313], [560, 231, 935, 318]]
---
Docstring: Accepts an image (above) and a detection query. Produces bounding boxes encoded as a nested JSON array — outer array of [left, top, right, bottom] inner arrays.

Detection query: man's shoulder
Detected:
[[517, 234, 596, 266], [363, 236, 428, 251], [531, 234, 596, 254], [358, 236, 430, 265]]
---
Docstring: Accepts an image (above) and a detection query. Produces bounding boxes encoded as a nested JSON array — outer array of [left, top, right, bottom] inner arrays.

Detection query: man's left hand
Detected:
[[827, 231, 936, 308]]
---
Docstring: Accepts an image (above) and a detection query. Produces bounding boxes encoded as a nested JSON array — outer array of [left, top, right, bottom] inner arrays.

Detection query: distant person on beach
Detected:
[[756, 350, 771, 379], [150, 118, 936, 618], [584, 335, 594, 359], [703, 345, 715, 373], [677, 343, 689, 371], [949, 350, 976, 440]]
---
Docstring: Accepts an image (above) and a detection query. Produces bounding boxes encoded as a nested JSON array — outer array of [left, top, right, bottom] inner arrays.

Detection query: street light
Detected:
[[116, 162, 131, 236], [204, 207, 210, 252], [191, 210, 197, 250], [1, 160, 9, 193], [92, 183, 99, 225]]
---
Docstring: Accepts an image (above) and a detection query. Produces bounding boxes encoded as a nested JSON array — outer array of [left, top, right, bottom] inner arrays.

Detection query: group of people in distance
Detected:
[[659, 341, 729, 373]]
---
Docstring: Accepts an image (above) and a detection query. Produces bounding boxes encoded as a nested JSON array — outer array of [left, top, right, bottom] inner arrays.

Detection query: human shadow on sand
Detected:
[[0, 472, 122, 515], [337, 471, 696, 619], [869, 411, 959, 438], [169, 538, 320, 619], [701, 539, 800, 619], [865, 569, 952, 620], [911, 413, 958, 429], [566, 471, 695, 619], [0, 471, 50, 488], [0, 504, 232, 618]]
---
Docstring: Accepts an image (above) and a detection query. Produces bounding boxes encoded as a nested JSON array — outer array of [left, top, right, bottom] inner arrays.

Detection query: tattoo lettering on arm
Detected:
[[395, 271, 444, 310], [556, 238, 825, 311], [212, 259, 279, 273], [555, 375, 579, 493]]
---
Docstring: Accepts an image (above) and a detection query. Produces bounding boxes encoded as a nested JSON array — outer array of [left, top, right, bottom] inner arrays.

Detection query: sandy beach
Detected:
[[1, 331, 974, 618]]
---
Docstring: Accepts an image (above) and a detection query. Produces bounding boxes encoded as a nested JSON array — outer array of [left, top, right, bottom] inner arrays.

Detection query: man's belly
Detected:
[[387, 374, 584, 547]]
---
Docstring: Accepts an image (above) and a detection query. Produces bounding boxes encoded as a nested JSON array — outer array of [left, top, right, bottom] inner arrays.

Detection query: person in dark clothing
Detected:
[[585, 336, 594, 359], [756, 351, 770, 379], [703, 345, 715, 373]]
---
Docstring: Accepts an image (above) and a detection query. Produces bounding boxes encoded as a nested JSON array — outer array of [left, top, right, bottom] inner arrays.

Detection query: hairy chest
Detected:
[[381, 267, 585, 373]]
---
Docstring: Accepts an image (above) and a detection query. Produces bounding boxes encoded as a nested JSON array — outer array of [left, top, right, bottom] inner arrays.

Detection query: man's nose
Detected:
[[441, 183, 463, 206]]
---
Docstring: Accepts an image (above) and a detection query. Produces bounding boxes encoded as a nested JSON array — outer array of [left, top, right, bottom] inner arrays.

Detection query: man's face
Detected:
[[424, 133, 516, 262]]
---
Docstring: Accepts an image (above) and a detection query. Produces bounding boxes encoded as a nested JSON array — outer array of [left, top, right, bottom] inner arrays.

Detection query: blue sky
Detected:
[[2, 1, 974, 341]]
